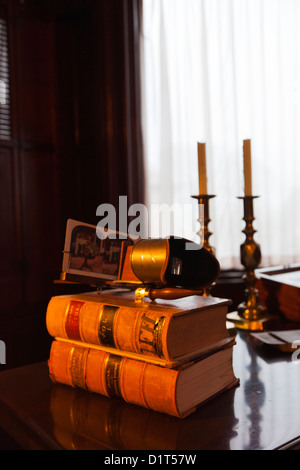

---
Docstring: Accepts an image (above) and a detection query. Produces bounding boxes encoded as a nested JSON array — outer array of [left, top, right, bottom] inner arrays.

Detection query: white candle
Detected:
[[198, 142, 207, 195], [243, 139, 252, 196]]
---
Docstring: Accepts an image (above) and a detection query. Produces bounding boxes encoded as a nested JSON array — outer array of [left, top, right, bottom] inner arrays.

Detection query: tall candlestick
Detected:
[[198, 142, 207, 195], [243, 139, 252, 196], [226, 195, 275, 330]]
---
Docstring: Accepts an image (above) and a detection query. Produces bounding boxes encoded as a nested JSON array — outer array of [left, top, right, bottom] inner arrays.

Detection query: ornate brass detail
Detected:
[[227, 196, 275, 331]]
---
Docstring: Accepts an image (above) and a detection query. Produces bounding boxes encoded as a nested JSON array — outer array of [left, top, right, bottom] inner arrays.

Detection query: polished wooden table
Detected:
[[0, 330, 300, 450]]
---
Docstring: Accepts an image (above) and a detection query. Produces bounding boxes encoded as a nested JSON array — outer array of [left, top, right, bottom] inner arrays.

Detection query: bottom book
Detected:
[[48, 339, 239, 418]]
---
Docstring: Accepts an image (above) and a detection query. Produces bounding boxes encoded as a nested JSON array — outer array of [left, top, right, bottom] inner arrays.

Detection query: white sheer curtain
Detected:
[[140, 0, 300, 269]]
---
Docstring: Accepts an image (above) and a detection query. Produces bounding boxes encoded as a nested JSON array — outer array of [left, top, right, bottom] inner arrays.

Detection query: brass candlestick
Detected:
[[227, 196, 274, 330], [192, 194, 216, 296]]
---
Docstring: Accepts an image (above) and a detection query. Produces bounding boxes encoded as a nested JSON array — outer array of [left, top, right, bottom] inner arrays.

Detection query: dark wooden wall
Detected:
[[0, 0, 144, 369]]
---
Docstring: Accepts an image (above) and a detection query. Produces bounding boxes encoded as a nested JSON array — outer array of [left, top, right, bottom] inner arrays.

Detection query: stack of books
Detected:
[[256, 265, 300, 323], [46, 288, 238, 418]]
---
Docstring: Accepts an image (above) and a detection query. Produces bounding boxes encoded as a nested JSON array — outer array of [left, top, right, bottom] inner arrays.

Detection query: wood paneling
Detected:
[[15, 16, 56, 144], [0, 0, 145, 369], [0, 146, 23, 310], [21, 150, 61, 303]]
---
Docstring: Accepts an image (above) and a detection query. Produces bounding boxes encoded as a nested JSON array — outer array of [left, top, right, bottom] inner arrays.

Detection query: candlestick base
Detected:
[[226, 310, 276, 331], [229, 195, 276, 331]]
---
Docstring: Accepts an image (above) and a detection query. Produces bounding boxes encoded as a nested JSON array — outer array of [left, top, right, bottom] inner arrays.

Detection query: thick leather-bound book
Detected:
[[256, 265, 300, 323], [48, 338, 238, 418], [46, 289, 232, 367]]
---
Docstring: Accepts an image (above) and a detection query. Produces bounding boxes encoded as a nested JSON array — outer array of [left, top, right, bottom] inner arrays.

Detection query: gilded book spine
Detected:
[[48, 340, 180, 417], [46, 297, 171, 360]]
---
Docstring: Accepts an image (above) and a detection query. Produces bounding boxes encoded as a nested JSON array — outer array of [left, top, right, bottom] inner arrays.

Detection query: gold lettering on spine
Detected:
[[98, 305, 119, 348], [138, 313, 166, 358], [65, 301, 83, 341], [69, 346, 89, 390], [153, 317, 165, 358], [104, 354, 123, 398]]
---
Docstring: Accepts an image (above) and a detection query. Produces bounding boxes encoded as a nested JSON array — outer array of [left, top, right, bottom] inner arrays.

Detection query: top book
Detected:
[[46, 289, 232, 367]]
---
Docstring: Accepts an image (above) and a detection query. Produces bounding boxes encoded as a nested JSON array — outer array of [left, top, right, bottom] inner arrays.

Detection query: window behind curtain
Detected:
[[0, 16, 11, 140], [140, 0, 300, 269]]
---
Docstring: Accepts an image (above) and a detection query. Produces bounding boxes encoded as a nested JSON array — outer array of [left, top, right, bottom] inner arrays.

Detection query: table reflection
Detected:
[[49, 380, 238, 450], [230, 331, 299, 450], [46, 331, 300, 450]]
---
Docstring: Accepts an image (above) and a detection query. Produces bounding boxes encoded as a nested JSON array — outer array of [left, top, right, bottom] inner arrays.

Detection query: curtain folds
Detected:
[[140, 0, 300, 269]]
